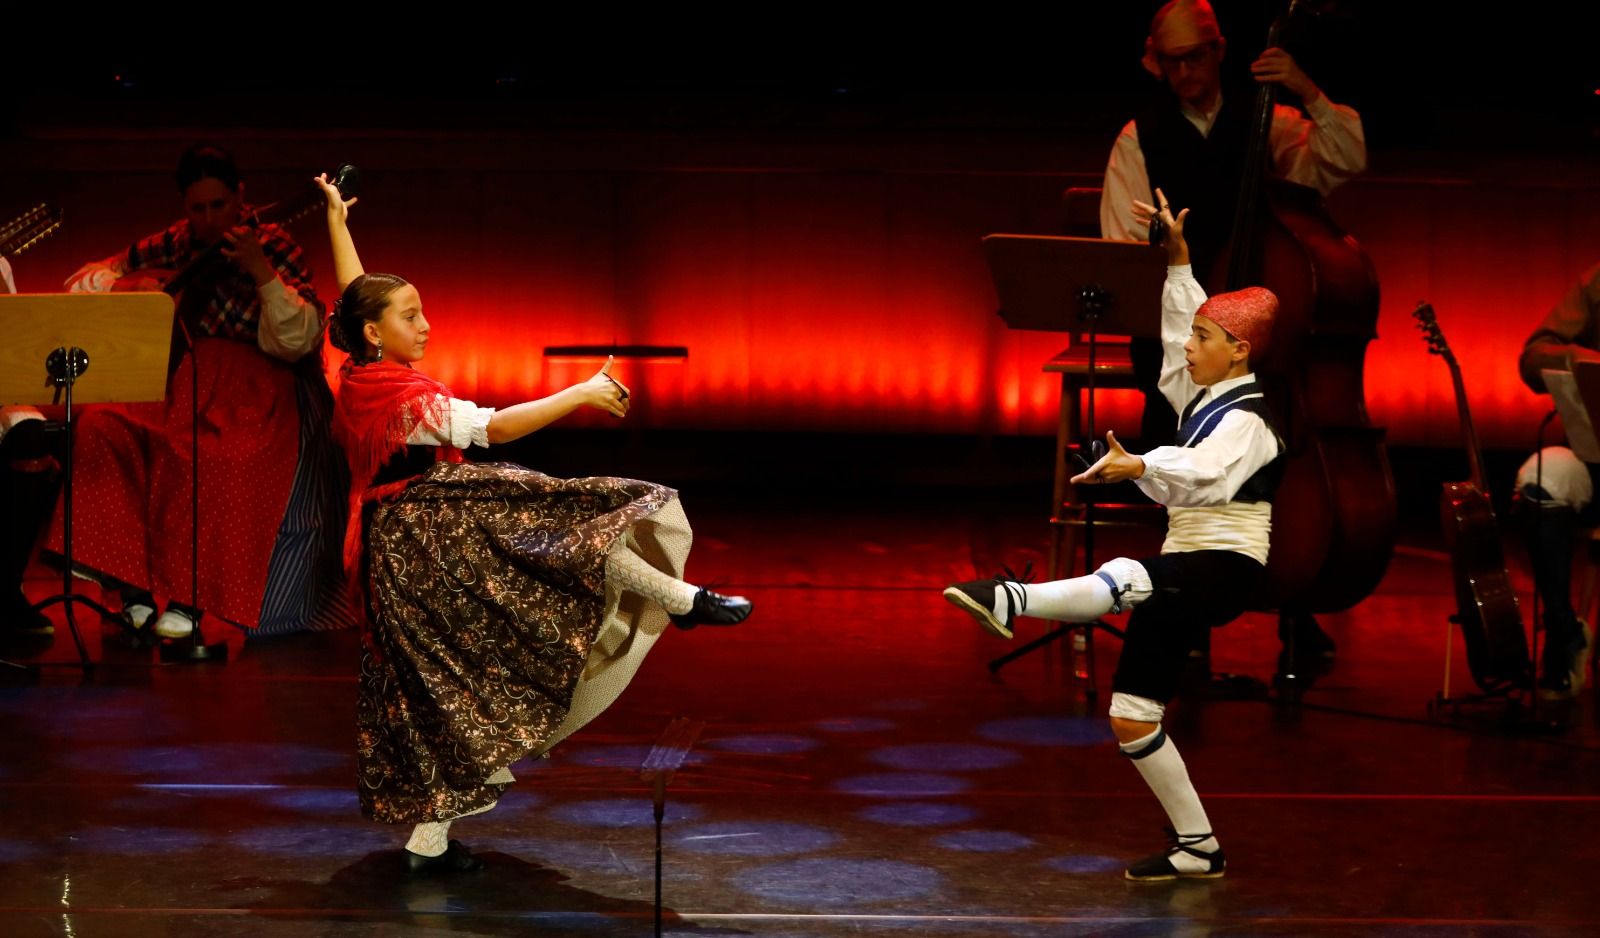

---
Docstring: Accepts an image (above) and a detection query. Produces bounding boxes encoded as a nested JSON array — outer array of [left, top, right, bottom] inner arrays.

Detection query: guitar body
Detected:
[[1237, 181, 1395, 614], [1413, 302, 1532, 695], [1439, 481, 1530, 692], [1202, 3, 1396, 620]]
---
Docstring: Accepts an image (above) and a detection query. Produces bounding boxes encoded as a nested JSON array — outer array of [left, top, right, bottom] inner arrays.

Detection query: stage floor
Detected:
[[2, 492, 1596, 936]]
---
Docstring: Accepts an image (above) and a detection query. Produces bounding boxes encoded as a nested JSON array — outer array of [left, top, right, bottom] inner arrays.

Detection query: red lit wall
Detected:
[[6, 153, 1594, 449]]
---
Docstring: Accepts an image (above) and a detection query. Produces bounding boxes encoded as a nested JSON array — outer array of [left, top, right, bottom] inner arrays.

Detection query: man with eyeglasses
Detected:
[[1099, 0, 1366, 271]]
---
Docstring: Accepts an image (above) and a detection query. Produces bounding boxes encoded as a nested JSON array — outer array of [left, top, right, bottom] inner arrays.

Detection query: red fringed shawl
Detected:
[[332, 360, 466, 628]]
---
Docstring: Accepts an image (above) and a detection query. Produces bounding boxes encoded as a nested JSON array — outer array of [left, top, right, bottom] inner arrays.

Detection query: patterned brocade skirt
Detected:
[[355, 461, 690, 824]]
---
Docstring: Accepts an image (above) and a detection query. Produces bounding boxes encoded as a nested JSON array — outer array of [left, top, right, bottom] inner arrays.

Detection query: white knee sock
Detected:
[[1120, 725, 1219, 871], [992, 558, 1153, 624], [403, 780, 511, 857], [606, 544, 697, 615], [1005, 575, 1114, 623]]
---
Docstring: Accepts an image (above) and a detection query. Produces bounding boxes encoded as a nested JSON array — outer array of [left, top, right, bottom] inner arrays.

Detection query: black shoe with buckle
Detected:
[[943, 564, 1032, 640], [406, 839, 484, 875], [670, 588, 752, 630], [1124, 827, 1225, 882]]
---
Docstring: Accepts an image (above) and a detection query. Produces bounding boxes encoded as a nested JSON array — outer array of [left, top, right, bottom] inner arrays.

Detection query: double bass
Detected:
[[1214, 2, 1396, 636]]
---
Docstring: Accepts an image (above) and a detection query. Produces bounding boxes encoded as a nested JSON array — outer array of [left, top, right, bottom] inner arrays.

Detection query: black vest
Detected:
[[1177, 379, 1284, 504], [1135, 89, 1252, 282]]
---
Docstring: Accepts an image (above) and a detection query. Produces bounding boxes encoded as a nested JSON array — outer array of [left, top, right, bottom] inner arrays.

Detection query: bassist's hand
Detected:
[[1251, 47, 1323, 106]]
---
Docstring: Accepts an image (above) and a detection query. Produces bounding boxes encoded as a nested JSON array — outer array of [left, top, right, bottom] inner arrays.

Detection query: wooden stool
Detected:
[[1044, 343, 1164, 582], [1000, 343, 1164, 691]]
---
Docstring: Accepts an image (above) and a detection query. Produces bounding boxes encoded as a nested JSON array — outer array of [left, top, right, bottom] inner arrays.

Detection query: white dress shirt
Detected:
[[1134, 265, 1282, 564]]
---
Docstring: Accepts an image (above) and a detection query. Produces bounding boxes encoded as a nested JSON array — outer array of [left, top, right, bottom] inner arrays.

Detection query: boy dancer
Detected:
[[945, 191, 1283, 880]]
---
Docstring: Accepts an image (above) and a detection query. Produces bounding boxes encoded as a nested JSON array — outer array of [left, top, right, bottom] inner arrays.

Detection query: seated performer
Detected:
[[1100, 0, 1366, 265], [1515, 263, 1600, 698], [944, 193, 1283, 880], [313, 175, 751, 873], [47, 144, 348, 638]]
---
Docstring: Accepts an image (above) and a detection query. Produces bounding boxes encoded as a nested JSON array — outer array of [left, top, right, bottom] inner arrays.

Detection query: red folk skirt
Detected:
[[45, 338, 300, 628]]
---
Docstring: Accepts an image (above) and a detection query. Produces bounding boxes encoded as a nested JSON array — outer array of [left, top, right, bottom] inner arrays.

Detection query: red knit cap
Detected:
[[1196, 286, 1277, 359]]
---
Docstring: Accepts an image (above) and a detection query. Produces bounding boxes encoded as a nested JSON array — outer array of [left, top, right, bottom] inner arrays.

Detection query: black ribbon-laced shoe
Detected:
[[942, 563, 1033, 640], [1124, 826, 1225, 882]]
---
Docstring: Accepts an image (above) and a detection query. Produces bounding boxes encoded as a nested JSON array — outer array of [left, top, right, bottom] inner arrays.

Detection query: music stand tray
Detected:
[[983, 234, 1164, 337], [0, 293, 173, 673]]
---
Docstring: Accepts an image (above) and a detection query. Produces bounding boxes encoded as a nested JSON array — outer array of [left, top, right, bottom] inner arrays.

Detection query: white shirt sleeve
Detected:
[[1099, 121, 1151, 242], [1268, 96, 1368, 195], [1136, 409, 1281, 507], [405, 395, 495, 449], [1154, 265, 1207, 415], [255, 277, 325, 362], [64, 254, 126, 293]]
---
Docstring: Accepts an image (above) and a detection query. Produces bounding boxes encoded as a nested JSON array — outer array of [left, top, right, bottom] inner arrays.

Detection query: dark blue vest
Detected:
[[1176, 379, 1284, 504]]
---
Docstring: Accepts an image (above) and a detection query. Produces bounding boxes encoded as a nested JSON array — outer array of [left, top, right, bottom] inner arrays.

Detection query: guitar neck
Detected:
[[163, 165, 358, 298], [1445, 356, 1490, 491], [0, 206, 63, 258]]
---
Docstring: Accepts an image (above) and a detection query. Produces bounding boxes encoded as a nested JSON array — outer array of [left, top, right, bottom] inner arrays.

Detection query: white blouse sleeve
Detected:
[[254, 278, 324, 362], [405, 395, 495, 448], [64, 254, 126, 293]]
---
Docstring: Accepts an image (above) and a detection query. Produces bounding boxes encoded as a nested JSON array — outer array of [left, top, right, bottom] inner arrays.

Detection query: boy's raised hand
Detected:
[[1132, 188, 1189, 266]]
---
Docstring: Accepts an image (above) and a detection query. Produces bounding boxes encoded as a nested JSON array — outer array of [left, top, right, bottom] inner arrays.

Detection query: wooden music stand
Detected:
[[0, 292, 173, 673], [985, 234, 1163, 336], [981, 235, 1164, 685]]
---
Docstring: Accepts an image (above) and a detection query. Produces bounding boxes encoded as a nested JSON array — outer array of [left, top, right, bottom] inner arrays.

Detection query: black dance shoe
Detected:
[[1124, 827, 1225, 882], [406, 839, 484, 875], [670, 588, 752, 629], [942, 564, 1032, 640]]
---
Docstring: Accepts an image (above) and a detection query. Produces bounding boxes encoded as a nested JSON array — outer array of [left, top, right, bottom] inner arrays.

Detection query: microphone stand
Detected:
[[159, 317, 227, 664]]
